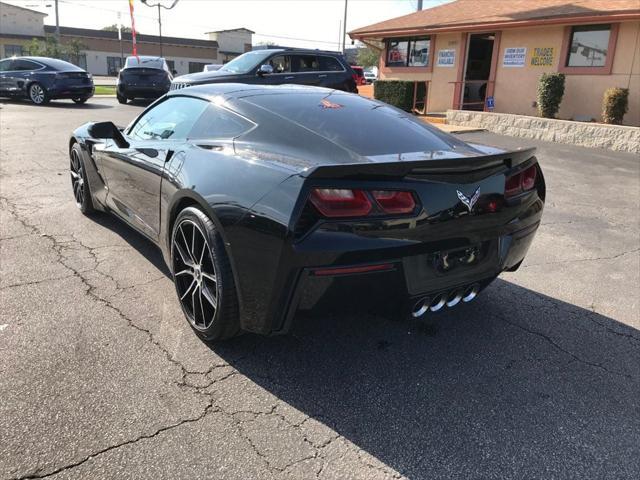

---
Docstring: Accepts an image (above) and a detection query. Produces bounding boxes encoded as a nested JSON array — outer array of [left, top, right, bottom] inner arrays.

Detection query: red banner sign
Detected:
[[128, 0, 139, 61]]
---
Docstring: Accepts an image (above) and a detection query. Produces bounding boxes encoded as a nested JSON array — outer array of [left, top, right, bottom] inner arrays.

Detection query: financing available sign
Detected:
[[437, 49, 456, 67], [503, 47, 526, 67]]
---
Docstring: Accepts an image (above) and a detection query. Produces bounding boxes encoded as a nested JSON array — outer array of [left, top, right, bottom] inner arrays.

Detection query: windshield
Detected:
[[218, 50, 274, 74], [125, 56, 165, 69]]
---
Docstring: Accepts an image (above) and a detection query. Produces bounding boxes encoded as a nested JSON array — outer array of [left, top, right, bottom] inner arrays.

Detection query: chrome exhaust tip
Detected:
[[446, 289, 464, 308], [411, 297, 430, 318], [462, 284, 480, 303], [429, 294, 447, 312]]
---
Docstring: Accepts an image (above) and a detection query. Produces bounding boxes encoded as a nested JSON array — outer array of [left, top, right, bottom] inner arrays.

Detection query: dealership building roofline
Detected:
[[349, 0, 640, 38]]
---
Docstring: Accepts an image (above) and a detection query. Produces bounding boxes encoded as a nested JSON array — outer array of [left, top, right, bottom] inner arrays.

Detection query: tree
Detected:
[[65, 38, 88, 66], [356, 45, 382, 68], [102, 24, 132, 33], [25, 36, 64, 58]]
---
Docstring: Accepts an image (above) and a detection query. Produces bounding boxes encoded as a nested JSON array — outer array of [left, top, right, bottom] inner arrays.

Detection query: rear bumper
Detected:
[[118, 84, 169, 98], [48, 84, 94, 99], [276, 220, 538, 334]]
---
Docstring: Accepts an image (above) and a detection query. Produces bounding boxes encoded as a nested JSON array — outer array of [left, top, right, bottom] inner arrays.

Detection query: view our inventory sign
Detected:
[[437, 49, 456, 67], [503, 47, 526, 67]]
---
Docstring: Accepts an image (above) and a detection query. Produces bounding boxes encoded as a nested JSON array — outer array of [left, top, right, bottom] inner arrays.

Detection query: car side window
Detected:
[[268, 55, 290, 74], [11, 60, 40, 71], [128, 96, 209, 141], [0, 59, 10, 72], [292, 54, 318, 73], [188, 104, 254, 139], [318, 56, 343, 72]]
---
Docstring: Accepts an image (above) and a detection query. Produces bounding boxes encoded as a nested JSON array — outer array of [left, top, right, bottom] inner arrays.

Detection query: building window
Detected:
[[107, 57, 123, 75], [386, 37, 430, 67], [189, 62, 208, 73], [566, 24, 611, 67], [559, 23, 618, 74], [4, 44, 23, 57]]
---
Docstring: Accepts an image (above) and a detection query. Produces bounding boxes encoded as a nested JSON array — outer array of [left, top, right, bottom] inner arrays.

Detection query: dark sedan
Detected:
[[69, 84, 545, 341], [117, 56, 173, 104], [0, 56, 94, 105], [171, 48, 358, 93]]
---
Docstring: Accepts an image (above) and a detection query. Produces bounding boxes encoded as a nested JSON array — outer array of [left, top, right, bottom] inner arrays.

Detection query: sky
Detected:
[[6, 0, 451, 50]]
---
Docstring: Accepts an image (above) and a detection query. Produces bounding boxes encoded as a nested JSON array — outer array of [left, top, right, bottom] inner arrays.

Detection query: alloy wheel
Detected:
[[172, 219, 219, 330], [30, 84, 45, 104], [69, 149, 85, 207]]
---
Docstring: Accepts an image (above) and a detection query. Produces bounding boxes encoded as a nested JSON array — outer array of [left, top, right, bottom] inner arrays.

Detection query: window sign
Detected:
[[531, 47, 555, 66], [437, 49, 455, 67], [503, 47, 526, 67], [387, 39, 409, 66]]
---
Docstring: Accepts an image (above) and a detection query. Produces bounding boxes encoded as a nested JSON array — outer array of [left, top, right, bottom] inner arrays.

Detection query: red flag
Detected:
[[128, 0, 139, 61]]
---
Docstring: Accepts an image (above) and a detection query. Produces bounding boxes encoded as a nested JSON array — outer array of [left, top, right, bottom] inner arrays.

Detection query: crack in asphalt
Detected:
[[522, 247, 640, 268], [494, 313, 635, 380]]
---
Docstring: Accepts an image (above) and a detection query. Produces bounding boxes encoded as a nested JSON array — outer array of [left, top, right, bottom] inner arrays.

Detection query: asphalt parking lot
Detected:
[[1, 97, 639, 480]]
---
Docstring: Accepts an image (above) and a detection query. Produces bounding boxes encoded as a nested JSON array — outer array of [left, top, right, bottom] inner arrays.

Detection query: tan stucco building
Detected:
[[350, 0, 640, 126]]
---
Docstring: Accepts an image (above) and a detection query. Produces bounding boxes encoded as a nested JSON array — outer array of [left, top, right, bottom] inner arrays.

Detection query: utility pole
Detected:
[[140, 0, 179, 58], [337, 19, 342, 52], [117, 12, 124, 68], [342, 0, 348, 54], [54, 0, 60, 38], [417, 0, 423, 10]]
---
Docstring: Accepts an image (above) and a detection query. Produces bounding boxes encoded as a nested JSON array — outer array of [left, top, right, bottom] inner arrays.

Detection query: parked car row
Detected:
[[0, 49, 365, 106]]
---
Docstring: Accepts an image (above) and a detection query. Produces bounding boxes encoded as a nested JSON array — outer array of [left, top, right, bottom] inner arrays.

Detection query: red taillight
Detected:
[[310, 188, 372, 217], [372, 190, 416, 214], [352, 73, 359, 84], [504, 164, 538, 198]]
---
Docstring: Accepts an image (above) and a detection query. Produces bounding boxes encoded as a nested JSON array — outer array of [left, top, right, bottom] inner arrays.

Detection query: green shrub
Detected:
[[602, 87, 629, 124], [374, 80, 425, 112], [536, 73, 565, 118]]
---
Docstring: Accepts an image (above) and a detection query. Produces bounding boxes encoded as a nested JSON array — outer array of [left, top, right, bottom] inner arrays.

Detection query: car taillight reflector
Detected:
[[310, 188, 372, 217], [312, 263, 395, 276], [505, 164, 538, 198], [372, 190, 416, 214]]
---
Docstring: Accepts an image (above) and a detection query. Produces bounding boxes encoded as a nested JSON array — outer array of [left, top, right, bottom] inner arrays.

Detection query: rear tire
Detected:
[[69, 143, 95, 215], [117, 93, 127, 104], [171, 206, 241, 341], [72, 97, 88, 104], [28, 82, 49, 105]]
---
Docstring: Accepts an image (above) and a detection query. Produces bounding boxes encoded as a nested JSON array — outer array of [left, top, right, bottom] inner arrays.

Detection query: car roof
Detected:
[[167, 83, 344, 102]]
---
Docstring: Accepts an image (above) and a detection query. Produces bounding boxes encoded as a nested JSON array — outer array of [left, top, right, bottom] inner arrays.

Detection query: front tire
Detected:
[[171, 207, 240, 341], [69, 143, 95, 214], [28, 82, 49, 105]]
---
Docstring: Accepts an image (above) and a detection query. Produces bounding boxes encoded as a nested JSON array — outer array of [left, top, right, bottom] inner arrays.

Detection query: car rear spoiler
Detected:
[[304, 148, 537, 180]]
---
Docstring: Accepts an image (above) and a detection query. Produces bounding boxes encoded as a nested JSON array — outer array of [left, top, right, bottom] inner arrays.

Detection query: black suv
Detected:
[[171, 49, 358, 93]]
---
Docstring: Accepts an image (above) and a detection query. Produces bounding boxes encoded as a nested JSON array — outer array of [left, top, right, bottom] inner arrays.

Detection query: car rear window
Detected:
[[318, 56, 343, 72], [240, 93, 453, 156], [125, 56, 165, 69]]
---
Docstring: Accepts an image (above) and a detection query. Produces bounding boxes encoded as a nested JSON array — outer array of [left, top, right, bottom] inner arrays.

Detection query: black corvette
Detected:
[[69, 84, 544, 340]]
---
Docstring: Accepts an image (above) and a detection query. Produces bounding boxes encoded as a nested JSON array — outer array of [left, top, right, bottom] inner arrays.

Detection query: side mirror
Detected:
[[257, 64, 273, 76], [88, 121, 129, 149], [172, 69, 178, 76]]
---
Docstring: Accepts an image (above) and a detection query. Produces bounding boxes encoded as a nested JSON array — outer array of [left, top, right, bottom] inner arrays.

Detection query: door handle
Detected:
[[284, 76, 294, 80], [318, 74, 327, 78]]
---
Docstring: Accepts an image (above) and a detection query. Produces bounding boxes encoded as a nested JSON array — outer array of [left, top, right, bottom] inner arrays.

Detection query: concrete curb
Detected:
[[446, 110, 640, 154]]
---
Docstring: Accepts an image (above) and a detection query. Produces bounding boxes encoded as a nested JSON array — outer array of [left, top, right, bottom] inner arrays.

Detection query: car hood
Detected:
[[174, 69, 239, 84]]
